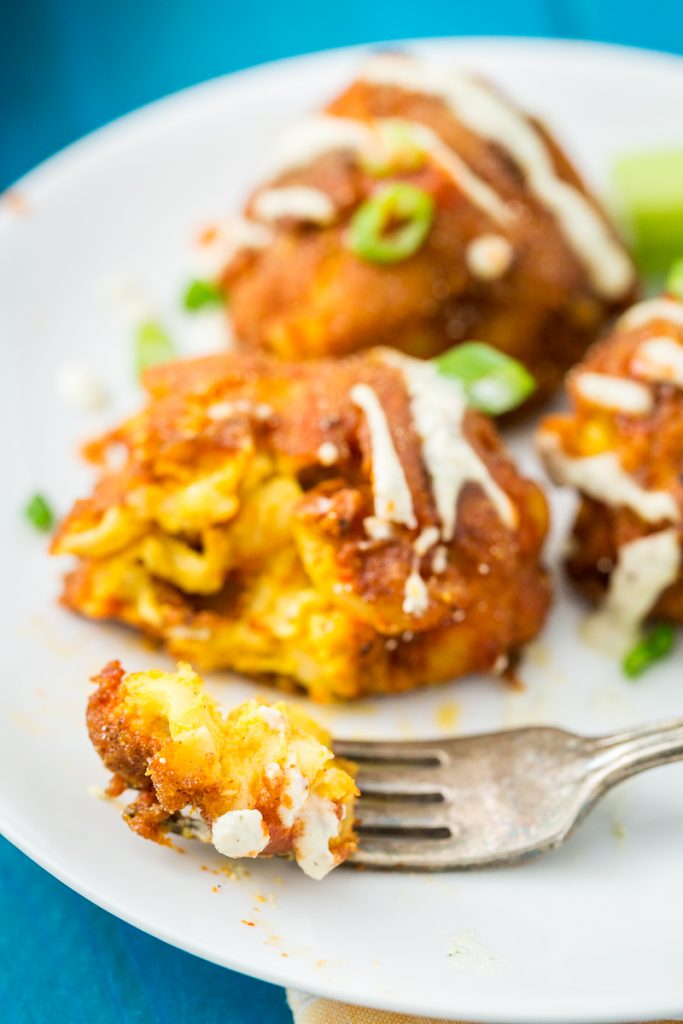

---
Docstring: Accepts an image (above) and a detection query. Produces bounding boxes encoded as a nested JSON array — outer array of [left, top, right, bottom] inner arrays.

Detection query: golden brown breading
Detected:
[[88, 660, 358, 877], [537, 293, 683, 635], [214, 54, 635, 400], [54, 348, 550, 699]]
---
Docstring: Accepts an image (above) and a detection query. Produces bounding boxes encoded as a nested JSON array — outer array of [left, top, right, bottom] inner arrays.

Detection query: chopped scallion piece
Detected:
[[434, 342, 536, 415], [135, 320, 176, 378], [612, 149, 683, 276], [347, 183, 434, 264], [359, 120, 427, 177], [183, 278, 225, 311], [25, 493, 54, 532], [623, 623, 676, 679], [666, 258, 683, 300]]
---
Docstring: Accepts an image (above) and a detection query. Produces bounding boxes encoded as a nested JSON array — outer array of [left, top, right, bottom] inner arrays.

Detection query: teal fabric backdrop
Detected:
[[1, 2, 681, 1021]]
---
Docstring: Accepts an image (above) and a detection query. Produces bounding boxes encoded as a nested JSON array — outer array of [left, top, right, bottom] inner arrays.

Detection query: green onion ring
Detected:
[[666, 258, 683, 300], [25, 493, 55, 532], [347, 183, 434, 265], [434, 341, 536, 415], [623, 623, 676, 679]]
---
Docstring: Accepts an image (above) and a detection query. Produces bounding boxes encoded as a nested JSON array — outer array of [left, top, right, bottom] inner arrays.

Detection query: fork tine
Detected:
[[354, 767, 446, 794], [348, 832, 455, 870], [333, 739, 448, 764], [356, 797, 453, 833]]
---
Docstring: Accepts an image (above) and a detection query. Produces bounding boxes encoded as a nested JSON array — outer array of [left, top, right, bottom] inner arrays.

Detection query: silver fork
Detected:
[[334, 719, 683, 869]]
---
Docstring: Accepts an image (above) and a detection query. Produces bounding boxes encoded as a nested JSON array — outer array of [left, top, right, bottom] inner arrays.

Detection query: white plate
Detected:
[[2, 37, 683, 1024]]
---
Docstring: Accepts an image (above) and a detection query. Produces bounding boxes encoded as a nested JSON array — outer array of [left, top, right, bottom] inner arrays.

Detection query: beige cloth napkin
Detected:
[[286, 991, 680, 1024]]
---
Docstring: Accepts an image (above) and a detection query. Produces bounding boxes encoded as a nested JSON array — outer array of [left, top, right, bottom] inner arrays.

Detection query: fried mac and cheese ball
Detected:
[[208, 52, 635, 399], [537, 293, 683, 652], [88, 661, 357, 878], [53, 348, 550, 700]]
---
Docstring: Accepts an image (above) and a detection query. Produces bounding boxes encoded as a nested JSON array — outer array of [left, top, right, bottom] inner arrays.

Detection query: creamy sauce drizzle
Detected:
[[402, 564, 430, 616], [272, 114, 511, 226], [633, 337, 683, 388], [350, 383, 417, 529], [385, 352, 515, 538], [574, 372, 653, 415], [361, 53, 633, 299], [537, 432, 680, 523], [583, 529, 681, 655], [465, 233, 514, 280], [252, 186, 336, 225], [197, 218, 273, 277], [293, 795, 341, 880], [619, 298, 683, 332]]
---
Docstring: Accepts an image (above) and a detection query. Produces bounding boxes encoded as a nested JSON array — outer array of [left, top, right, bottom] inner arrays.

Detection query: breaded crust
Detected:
[[56, 348, 551, 699], [218, 64, 635, 399]]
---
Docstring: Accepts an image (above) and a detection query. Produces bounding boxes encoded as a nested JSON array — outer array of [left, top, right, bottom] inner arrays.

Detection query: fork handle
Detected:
[[585, 718, 683, 788]]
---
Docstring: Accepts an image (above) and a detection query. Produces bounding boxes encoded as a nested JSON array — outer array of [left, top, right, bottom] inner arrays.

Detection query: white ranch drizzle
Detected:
[[583, 529, 681, 655], [537, 432, 680, 524], [272, 115, 372, 173], [212, 809, 269, 858], [385, 352, 515, 539], [574, 372, 653, 415], [252, 186, 336, 225], [633, 337, 683, 388], [350, 383, 417, 529], [360, 53, 633, 299], [402, 564, 430, 616], [465, 233, 514, 280], [196, 217, 273, 277], [619, 298, 683, 332], [293, 795, 341, 880], [271, 115, 512, 226]]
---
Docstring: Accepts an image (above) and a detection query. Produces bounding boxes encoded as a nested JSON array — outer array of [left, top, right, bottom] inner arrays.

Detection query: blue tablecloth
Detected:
[[2, 3, 682, 1021]]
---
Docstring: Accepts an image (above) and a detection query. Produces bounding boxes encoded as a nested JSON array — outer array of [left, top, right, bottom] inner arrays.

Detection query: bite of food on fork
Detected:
[[87, 660, 683, 877]]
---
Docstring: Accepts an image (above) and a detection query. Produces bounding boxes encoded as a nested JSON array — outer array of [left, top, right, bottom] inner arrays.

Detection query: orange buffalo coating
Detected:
[[221, 72, 635, 400], [87, 660, 358, 872], [538, 298, 683, 619], [53, 350, 551, 700]]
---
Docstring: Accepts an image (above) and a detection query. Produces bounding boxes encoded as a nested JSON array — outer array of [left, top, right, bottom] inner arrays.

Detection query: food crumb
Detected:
[[241, 919, 256, 927], [2, 189, 29, 215], [435, 701, 460, 731]]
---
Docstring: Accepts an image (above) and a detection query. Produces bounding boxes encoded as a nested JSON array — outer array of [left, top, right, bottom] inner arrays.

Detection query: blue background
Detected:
[[2, 2, 682, 1021]]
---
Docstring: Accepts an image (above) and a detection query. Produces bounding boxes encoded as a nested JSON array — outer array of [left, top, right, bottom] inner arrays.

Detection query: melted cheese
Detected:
[[361, 53, 633, 299], [619, 298, 683, 332], [633, 337, 683, 388], [574, 372, 653, 414], [583, 529, 681, 655], [538, 432, 680, 523], [252, 186, 336, 225], [350, 383, 417, 529], [385, 353, 515, 538]]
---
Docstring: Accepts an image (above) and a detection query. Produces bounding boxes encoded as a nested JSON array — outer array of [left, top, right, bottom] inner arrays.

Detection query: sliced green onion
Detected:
[[434, 342, 536, 415], [347, 183, 434, 265], [25, 493, 54, 532], [623, 623, 676, 679], [135, 320, 176, 378], [359, 120, 427, 177], [612, 149, 683, 276], [183, 278, 225, 311], [666, 258, 683, 300]]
